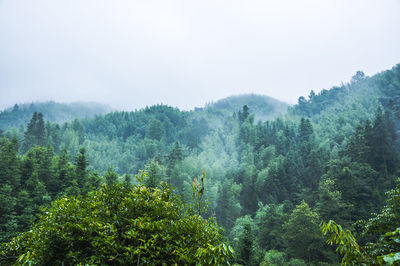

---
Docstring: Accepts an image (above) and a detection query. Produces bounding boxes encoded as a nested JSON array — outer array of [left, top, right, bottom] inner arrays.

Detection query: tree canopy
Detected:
[[0, 181, 233, 265]]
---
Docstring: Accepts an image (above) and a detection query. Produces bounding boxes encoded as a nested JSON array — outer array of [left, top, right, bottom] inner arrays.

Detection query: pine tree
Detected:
[[75, 148, 88, 190], [237, 222, 254, 265], [104, 166, 119, 186], [36, 112, 46, 146], [283, 201, 326, 263], [21, 112, 47, 153]]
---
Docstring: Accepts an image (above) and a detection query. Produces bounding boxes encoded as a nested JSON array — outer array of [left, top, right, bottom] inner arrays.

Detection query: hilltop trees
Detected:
[[21, 112, 46, 153]]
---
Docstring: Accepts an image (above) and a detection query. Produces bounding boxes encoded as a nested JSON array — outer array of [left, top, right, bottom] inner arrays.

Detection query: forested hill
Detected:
[[291, 65, 400, 119], [205, 94, 289, 121], [289, 64, 400, 146], [0, 101, 112, 130], [1, 64, 400, 265]]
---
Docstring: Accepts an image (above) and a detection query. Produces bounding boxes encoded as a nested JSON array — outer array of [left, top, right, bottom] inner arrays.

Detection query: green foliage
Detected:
[[260, 249, 287, 266], [0, 137, 102, 243], [254, 203, 288, 251], [21, 112, 46, 153], [321, 220, 365, 264], [321, 179, 400, 265], [144, 159, 163, 188], [316, 177, 351, 225], [259, 250, 307, 266], [283, 201, 329, 263], [1, 64, 400, 265], [215, 179, 242, 231], [190, 170, 208, 216], [0, 183, 233, 265], [104, 166, 119, 186]]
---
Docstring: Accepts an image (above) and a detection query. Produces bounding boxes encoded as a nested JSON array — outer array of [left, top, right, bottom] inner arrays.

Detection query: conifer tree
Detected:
[[75, 148, 88, 191]]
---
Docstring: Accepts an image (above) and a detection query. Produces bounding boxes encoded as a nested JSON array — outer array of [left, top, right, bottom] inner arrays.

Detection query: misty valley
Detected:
[[1, 65, 400, 265]]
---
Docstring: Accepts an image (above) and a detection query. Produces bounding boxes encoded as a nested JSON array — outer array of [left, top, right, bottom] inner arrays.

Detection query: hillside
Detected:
[[205, 94, 289, 121], [288, 65, 400, 146], [0, 101, 113, 130], [1, 64, 400, 265]]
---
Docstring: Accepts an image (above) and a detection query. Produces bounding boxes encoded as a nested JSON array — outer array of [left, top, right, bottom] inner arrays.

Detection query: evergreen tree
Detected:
[[0, 137, 20, 242], [21, 112, 47, 153], [166, 141, 183, 184], [237, 222, 254, 265], [104, 166, 119, 186], [215, 179, 242, 231], [122, 174, 131, 187], [283, 201, 327, 264], [144, 160, 160, 188], [238, 105, 250, 124], [21, 112, 38, 153], [146, 118, 164, 141], [36, 112, 46, 146], [75, 147, 88, 190]]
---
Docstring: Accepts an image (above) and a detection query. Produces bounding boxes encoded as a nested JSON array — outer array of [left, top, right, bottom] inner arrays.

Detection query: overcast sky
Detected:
[[1, 0, 400, 111]]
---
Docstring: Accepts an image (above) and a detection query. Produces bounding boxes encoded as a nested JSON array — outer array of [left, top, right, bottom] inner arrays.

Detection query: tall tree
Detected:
[[75, 148, 88, 191], [21, 112, 47, 153], [283, 201, 327, 263]]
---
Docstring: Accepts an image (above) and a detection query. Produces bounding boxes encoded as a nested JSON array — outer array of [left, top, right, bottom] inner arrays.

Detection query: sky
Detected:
[[1, 0, 400, 111]]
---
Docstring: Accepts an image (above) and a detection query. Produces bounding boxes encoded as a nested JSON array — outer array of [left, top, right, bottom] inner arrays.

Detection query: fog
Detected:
[[1, 0, 400, 111]]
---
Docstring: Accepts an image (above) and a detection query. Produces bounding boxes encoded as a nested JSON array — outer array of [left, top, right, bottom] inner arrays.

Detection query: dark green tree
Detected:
[[146, 118, 164, 141], [75, 148, 88, 191], [237, 222, 254, 265], [283, 201, 327, 264], [21, 112, 47, 153], [104, 166, 119, 186]]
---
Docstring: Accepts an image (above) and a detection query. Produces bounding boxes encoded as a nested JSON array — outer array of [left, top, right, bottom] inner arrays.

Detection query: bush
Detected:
[[0, 182, 233, 265]]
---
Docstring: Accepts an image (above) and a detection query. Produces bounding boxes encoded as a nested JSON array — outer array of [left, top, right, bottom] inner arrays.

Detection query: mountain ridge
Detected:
[[0, 101, 113, 130]]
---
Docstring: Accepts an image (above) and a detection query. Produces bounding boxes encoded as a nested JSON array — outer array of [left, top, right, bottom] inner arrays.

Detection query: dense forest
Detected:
[[1, 64, 400, 265]]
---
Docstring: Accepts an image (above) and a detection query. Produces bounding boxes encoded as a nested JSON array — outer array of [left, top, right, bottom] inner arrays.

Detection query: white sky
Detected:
[[1, 0, 400, 111]]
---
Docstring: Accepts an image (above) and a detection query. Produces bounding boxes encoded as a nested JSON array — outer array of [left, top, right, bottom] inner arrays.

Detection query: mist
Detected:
[[1, 0, 400, 111]]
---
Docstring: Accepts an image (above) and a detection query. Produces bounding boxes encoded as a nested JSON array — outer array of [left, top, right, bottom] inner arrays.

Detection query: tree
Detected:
[[316, 177, 351, 226], [254, 203, 287, 251], [35, 113, 46, 146], [0, 183, 233, 265], [0, 137, 20, 242], [144, 159, 161, 188], [166, 141, 183, 183], [351, 70, 366, 83], [215, 179, 242, 231], [283, 200, 328, 264], [75, 147, 88, 190], [104, 166, 119, 186], [238, 105, 250, 124], [321, 178, 400, 265], [21, 112, 47, 153], [122, 174, 131, 187], [238, 222, 254, 265], [146, 118, 164, 141], [21, 112, 37, 153], [71, 119, 85, 145], [260, 250, 307, 266]]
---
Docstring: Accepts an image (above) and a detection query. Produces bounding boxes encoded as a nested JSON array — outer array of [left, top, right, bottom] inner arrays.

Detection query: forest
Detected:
[[0, 64, 400, 265]]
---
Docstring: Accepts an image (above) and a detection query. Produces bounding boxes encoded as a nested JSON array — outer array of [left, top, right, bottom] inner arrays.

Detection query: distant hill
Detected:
[[290, 64, 400, 119], [205, 94, 289, 121], [0, 101, 113, 130], [287, 64, 400, 145]]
